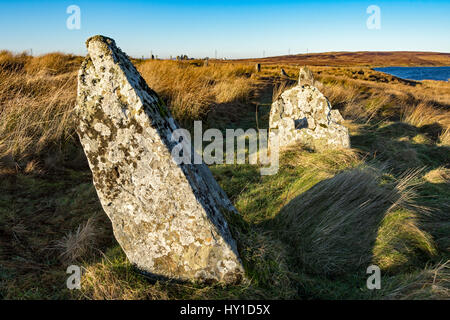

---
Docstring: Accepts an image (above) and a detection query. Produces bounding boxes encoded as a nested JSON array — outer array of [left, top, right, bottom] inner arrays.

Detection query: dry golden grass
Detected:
[[401, 102, 450, 128], [23, 159, 43, 174], [315, 80, 370, 120], [137, 60, 256, 123], [0, 50, 82, 75], [24, 53, 82, 75], [0, 53, 256, 162], [0, 67, 77, 161], [272, 80, 295, 102], [316, 81, 361, 108], [385, 260, 450, 300], [418, 80, 450, 106], [424, 167, 450, 184]]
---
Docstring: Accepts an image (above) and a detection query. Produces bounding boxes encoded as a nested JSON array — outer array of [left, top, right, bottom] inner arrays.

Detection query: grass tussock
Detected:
[[53, 218, 97, 264], [424, 167, 450, 184], [438, 127, 450, 146], [384, 260, 449, 299], [272, 80, 295, 102], [0, 50, 30, 72], [275, 166, 433, 276], [401, 102, 450, 129]]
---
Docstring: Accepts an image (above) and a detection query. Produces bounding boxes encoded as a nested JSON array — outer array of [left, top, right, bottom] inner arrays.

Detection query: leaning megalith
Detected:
[[75, 35, 244, 283], [269, 67, 350, 151]]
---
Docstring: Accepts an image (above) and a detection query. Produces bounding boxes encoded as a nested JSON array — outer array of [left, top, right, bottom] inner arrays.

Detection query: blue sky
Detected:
[[0, 0, 449, 58]]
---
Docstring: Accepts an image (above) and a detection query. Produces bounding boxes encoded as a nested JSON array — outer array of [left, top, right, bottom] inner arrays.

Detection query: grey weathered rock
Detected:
[[75, 35, 244, 283], [280, 68, 288, 77], [269, 70, 350, 151], [298, 66, 315, 86]]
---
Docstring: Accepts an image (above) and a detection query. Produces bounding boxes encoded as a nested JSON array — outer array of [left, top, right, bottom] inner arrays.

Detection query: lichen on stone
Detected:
[[269, 69, 350, 151], [75, 35, 245, 284]]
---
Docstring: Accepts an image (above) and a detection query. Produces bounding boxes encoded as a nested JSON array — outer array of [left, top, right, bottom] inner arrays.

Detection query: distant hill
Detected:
[[235, 51, 450, 67]]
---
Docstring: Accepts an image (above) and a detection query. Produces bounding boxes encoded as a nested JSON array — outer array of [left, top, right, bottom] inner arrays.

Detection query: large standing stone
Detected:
[[75, 35, 244, 283], [269, 67, 350, 150]]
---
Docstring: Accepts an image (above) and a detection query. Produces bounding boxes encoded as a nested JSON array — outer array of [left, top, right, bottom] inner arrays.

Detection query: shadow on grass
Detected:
[[351, 121, 450, 174]]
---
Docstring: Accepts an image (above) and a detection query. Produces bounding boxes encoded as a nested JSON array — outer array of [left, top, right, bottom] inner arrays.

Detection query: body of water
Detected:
[[374, 66, 450, 81]]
